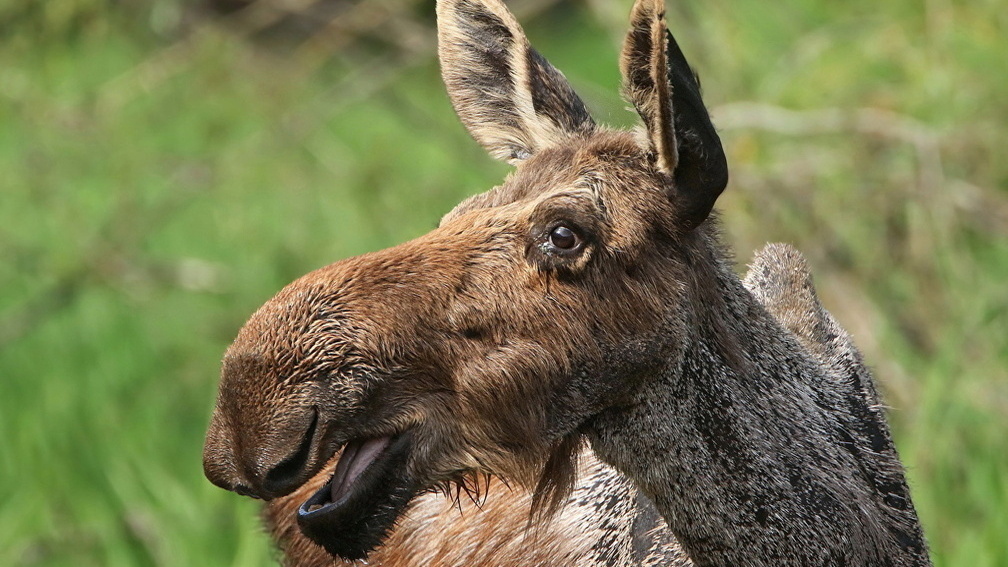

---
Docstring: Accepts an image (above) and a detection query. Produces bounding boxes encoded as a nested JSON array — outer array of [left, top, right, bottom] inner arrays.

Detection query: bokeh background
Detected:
[[2, 0, 1005, 564]]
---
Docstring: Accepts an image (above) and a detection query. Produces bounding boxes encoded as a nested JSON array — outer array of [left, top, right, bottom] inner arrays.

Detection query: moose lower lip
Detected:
[[297, 432, 417, 560]]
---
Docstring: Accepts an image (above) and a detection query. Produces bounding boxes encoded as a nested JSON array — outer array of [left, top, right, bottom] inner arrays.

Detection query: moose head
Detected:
[[203, 0, 727, 559]]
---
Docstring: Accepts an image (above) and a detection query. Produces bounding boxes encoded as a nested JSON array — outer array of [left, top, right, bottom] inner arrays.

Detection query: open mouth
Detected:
[[297, 432, 418, 560]]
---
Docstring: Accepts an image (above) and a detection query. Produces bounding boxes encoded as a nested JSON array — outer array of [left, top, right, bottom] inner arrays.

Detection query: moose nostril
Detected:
[[262, 408, 319, 497]]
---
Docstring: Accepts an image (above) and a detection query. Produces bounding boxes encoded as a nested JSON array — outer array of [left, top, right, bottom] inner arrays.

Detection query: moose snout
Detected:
[[203, 407, 321, 500]]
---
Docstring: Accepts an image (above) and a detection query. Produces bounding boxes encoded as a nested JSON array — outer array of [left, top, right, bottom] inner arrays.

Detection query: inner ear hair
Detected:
[[437, 0, 595, 164], [621, 0, 729, 230], [620, 0, 678, 173]]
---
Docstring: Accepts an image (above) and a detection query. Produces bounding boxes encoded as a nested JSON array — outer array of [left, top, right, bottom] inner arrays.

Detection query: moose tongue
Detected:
[[330, 437, 392, 503]]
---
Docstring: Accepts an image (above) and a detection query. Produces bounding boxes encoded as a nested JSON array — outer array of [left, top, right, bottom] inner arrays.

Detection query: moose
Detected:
[[203, 0, 932, 565]]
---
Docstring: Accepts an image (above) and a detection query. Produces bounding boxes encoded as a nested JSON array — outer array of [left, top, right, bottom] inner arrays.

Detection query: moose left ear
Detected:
[[437, 0, 596, 165], [621, 0, 729, 230]]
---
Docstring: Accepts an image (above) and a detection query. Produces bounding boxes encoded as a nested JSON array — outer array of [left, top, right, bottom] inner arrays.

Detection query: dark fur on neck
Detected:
[[584, 230, 930, 567]]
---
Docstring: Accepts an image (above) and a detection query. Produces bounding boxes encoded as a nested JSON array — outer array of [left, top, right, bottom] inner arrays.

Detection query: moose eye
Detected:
[[548, 225, 582, 251]]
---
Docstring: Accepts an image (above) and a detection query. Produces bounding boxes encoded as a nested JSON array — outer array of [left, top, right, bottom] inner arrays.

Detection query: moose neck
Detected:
[[583, 230, 930, 567]]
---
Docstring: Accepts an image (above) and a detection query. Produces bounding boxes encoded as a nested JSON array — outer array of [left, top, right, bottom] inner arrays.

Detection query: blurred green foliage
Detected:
[[1, 0, 1005, 565]]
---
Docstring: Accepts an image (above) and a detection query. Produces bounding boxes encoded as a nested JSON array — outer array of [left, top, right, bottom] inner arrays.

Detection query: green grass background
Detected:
[[1, 0, 1005, 565]]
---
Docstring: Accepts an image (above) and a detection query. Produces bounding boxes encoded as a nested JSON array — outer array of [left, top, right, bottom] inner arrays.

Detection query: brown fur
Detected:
[[204, 0, 931, 565]]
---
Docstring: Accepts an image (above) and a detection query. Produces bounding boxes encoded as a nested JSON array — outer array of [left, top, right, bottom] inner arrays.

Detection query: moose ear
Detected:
[[436, 0, 596, 164], [621, 0, 729, 230]]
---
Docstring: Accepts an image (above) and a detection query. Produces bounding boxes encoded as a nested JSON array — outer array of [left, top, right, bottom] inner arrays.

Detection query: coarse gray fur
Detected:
[[586, 239, 930, 566]]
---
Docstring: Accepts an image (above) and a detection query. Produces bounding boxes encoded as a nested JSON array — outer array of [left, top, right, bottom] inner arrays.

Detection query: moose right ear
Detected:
[[436, 0, 596, 164], [622, 0, 729, 230]]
